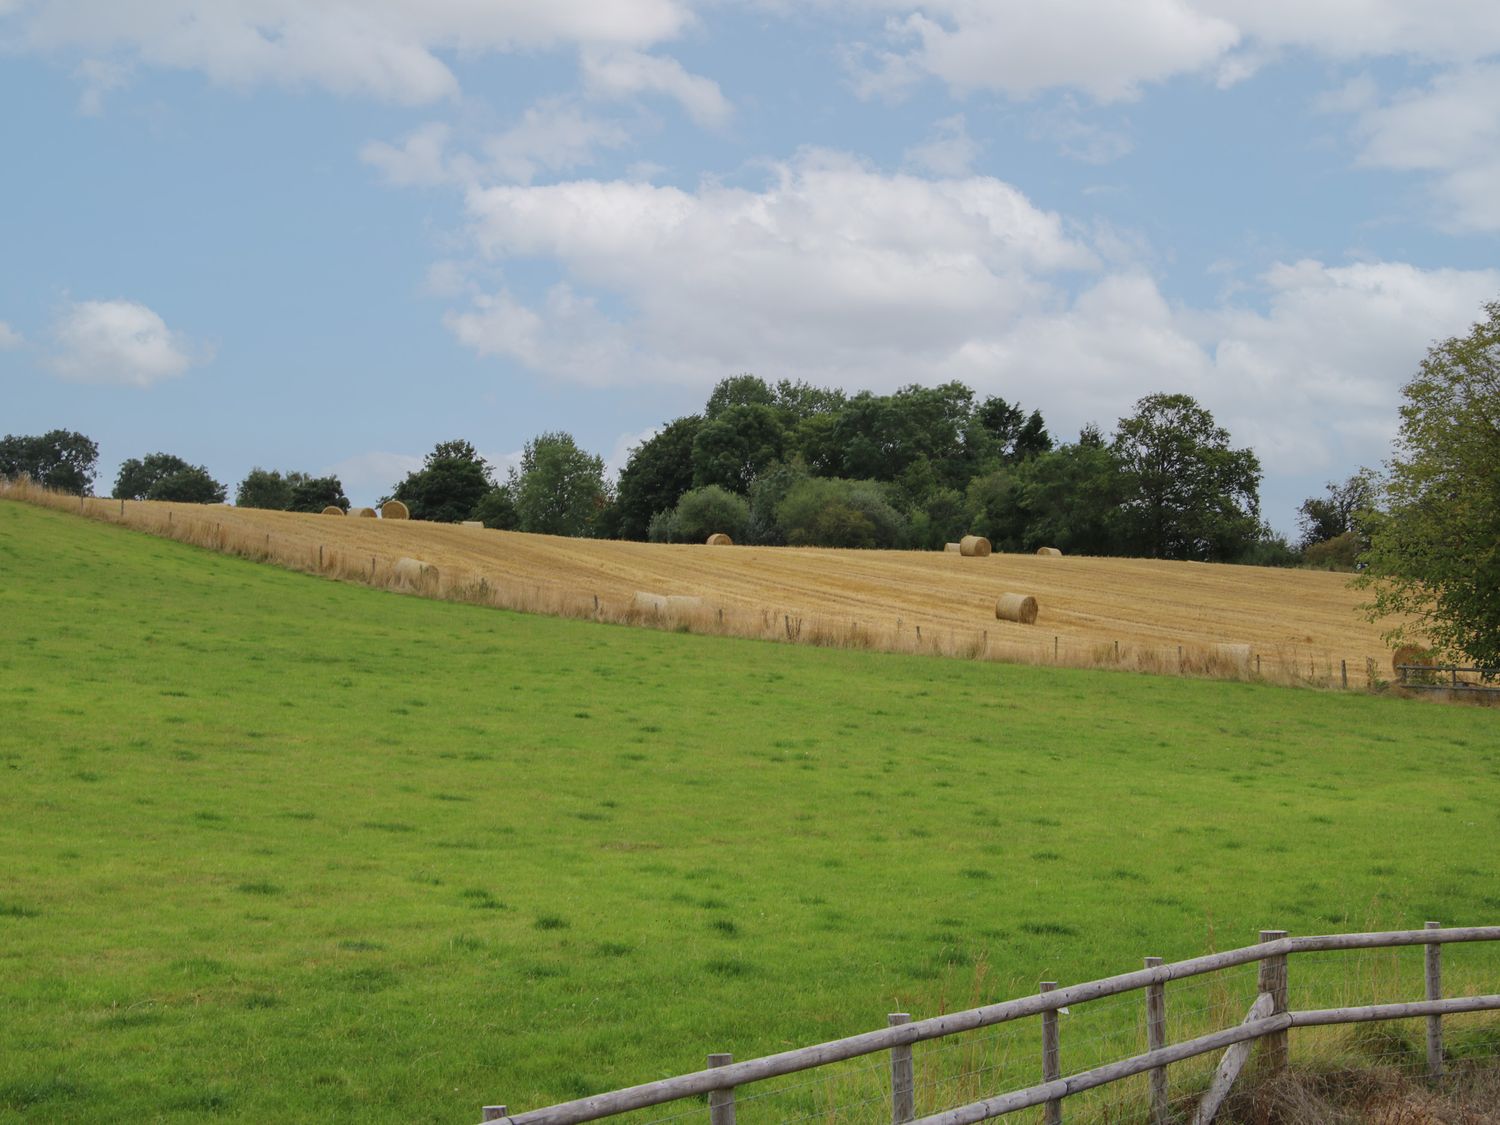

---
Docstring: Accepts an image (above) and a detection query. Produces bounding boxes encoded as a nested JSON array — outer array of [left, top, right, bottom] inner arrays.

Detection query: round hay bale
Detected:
[[381, 499, 409, 520], [321, 505, 344, 515], [959, 535, 992, 557], [1036, 546, 1062, 557], [943, 542, 961, 553], [349, 506, 377, 518], [995, 592, 1038, 624], [1391, 644, 1433, 675], [706, 533, 733, 546], [393, 557, 438, 590], [632, 591, 669, 614], [1211, 643, 1252, 670], [460, 520, 484, 529]]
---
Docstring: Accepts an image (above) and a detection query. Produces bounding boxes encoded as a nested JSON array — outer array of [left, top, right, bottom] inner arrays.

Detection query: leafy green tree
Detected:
[[1297, 469, 1379, 550], [510, 432, 608, 537], [705, 374, 776, 418], [113, 452, 224, 503], [670, 485, 750, 543], [692, 404, 786, 493], [390, 439, 494, 523], [235, 468, 293, 510], [1016, 441, 1126, 555], [777, 478, 907, 549], [1303, 531, 1362, 570], [287, 475, 348, 513], [471, 485, 518, 531], [974, 397, 1052, 465], [745, 460, 810, 545], [964, 467, 1030, 552], [1112, 394, 1261, 560], [0, 430, 99, 495], [150, 465, 227, 504], [614, 416, 702, 540], [772, 379, 847, 423], [1358, 299, 1500, 666]]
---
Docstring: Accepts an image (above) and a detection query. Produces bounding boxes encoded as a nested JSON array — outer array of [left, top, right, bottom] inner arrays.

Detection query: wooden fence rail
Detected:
[[1396, 663, 1500, 694], [479, 925, 1500, 1125]]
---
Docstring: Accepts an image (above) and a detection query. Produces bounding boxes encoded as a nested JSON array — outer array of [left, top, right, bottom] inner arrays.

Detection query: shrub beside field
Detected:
[[1, 500, 1497, 1122]]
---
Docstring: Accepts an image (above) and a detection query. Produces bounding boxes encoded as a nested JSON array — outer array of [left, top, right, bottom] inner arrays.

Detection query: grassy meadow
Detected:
[[1, 499, 1498, 1123]]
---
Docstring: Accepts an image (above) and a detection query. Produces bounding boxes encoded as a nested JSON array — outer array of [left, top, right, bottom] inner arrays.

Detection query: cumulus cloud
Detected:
[[902, 114, 979, 176], [580, 48, 731, 128], [46, 299, 203, 387], [1348, 64, 1500, 232], [8, 0, 695, 104], [0, 321, 22, 349]]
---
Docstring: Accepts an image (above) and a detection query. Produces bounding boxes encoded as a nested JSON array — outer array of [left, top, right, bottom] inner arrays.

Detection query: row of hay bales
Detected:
[[943, 537, 1063, 558], [323, 500, 410, 520]]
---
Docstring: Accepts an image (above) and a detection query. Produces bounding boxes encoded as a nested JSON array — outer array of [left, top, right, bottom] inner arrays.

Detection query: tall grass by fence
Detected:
[[0, 481, 1409, 693], [477, 927, 1500, 1125]]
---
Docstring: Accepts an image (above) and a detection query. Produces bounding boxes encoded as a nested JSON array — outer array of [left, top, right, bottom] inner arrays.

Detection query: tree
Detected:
[[704, 374, 775, 419], [470, 485, 518, 531], [1015, 441, 1126, 556], [669, 485, 750, 543], [614, 416, 702, 540], [691, 404, 786, 493], [113, 452, 225, 503], [1357, 299, 1500, 666], [1112, 394, 1262, 561], [777, 478, 907, 549], [1297, 469, 1379, 550], [0, 430, 99, 495], [390, 439, 494, 523], [287, 475, 348, 513], [236, 468, 293, 510], [510, 432, 608, 537]]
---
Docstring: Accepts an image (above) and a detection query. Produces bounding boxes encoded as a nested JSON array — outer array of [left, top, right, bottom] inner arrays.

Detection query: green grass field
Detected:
[[2, 499, 1498, 1123]]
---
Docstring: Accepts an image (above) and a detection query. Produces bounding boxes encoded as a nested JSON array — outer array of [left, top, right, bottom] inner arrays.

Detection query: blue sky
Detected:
[[3, 2, 1497, 534]]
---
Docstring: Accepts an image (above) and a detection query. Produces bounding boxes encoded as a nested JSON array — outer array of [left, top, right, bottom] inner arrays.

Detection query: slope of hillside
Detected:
[[7, 486, 1401, 685]]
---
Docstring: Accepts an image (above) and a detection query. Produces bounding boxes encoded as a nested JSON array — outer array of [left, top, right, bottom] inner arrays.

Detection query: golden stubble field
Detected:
[[18, 485, 1406, 689]]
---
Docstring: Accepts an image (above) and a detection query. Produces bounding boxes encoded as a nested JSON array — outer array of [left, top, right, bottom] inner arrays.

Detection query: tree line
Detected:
[[4, 296, 1496, 661]]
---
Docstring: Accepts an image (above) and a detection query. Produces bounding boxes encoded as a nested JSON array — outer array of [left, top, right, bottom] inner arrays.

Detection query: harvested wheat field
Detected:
[[9, 485, 1405, 687]]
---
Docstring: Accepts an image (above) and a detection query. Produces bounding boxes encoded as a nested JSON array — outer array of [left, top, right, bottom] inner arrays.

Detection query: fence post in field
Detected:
[[318, 544, 324, 569], [1040, 981, 1061, 1125], [482, 1105, 508, 1121], [708, 1053, 735, 1125], [1341, 659, 1348, 689], [889, 1012, 915, 1124], [1054, 635, 1059, 660], [1144, 956, 1168, 1123], [1255, 653, 1261, 676], [1425, 921, 1444, 1082], [1258, 930, 1289, 1073]]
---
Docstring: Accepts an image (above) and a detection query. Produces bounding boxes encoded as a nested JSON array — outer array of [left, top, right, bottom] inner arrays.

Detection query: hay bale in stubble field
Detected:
[[944, 542, 961, 553], [1391, 644, 1434, 675], [995, 592, 1038, 624], [381, 499, 410, 520], [1211, 643, 1252, 670], [633, 592, 669, 614], [1036, 547, 1062, 557], [321, 505, 344, 516], [394, 557, 439, 591], [349, 507, 377, 518], [460, 520, 484, 529], [706, 533, 733, 546], [959, 535, 992, 557]]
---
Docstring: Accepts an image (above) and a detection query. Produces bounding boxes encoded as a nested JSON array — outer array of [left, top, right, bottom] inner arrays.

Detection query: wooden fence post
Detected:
[[482, 1105, 508, 1121], [1255, 654, 1261, 675], [1258, 930, 1288, 1073], [889, 1013, 915, 1125], [1040, 982, 1061, 1125], [1340, 659, 1348, 689], [708, 1053, 735, 1125], [1145, 956, 1167, 1124], [318, 544, 324, 569], [1425, 921, 1443, 1082]]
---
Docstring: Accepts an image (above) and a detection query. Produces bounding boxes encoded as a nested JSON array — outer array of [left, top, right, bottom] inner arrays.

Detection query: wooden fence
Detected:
[[478, 925, 1500, 1125], [1396, 663, 1500, 696]]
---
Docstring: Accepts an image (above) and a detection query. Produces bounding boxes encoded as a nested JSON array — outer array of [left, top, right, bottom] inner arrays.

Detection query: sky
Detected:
[[2, 2, 1498, 533]]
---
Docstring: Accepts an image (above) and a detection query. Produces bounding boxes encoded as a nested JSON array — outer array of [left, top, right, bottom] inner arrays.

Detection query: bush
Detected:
[[1304, 530, 1362, 570], [777, 478, 907, 549], [668, 486, 750, 543]]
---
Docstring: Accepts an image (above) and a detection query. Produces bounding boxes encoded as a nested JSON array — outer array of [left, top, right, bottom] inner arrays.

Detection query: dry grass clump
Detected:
[[381, 499, 409, 520], [959, 535, 991, 557], [1037, 546, 1062, 557], [1219, 1061, 1500, 1124], [996, 592, 1039, 624], [706, 533, 733, 546]]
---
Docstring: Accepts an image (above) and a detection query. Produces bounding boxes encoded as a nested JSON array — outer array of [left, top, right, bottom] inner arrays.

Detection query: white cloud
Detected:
[[10, 0, 695, 105], [323, 451, 423, 505], [46, 299, 203, 387], [73, 57, 130, 114], [902, 114, 979, 176], [580, 48, 731, 128], [0, 321, 22, 349], [1348, 64, 1500, 232], [360, 122, 466, 187]]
